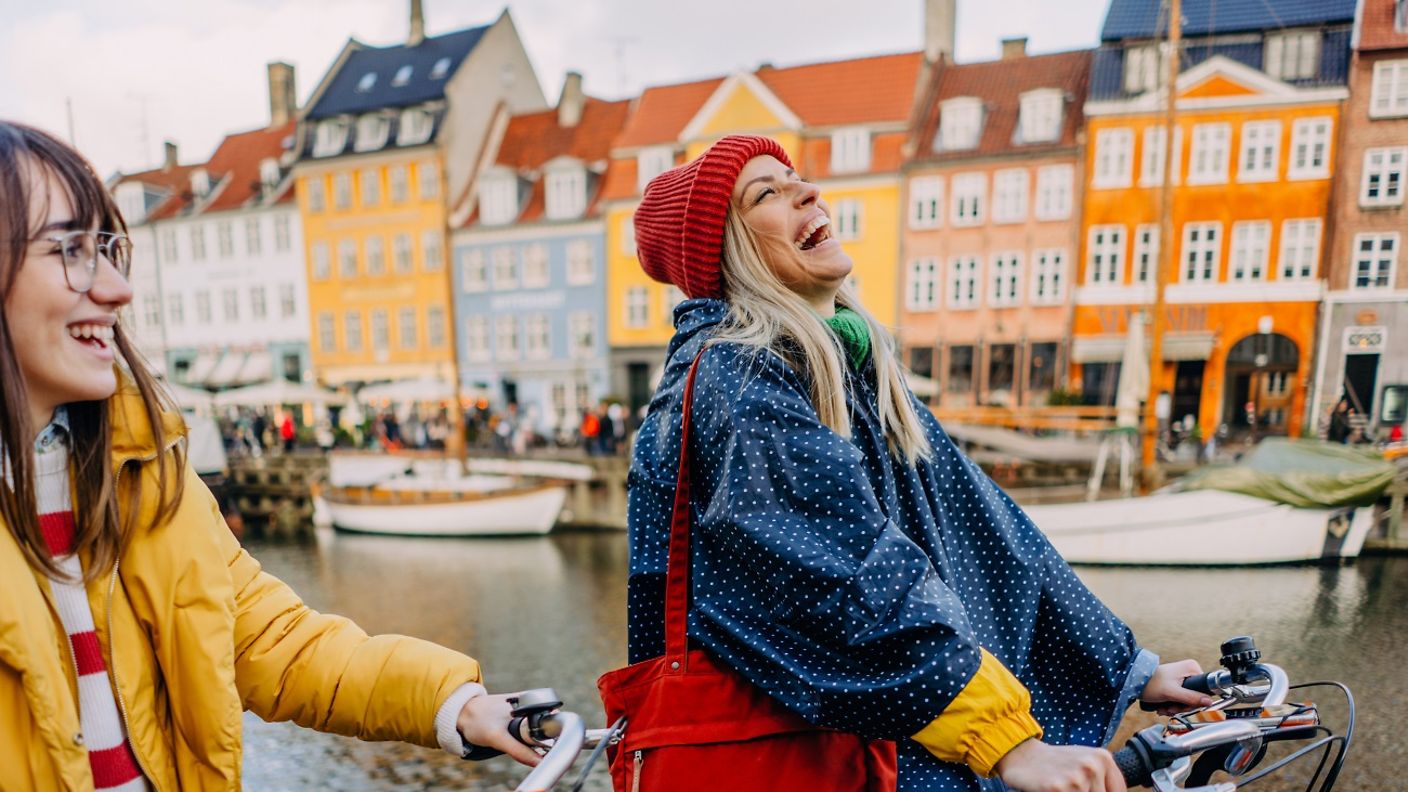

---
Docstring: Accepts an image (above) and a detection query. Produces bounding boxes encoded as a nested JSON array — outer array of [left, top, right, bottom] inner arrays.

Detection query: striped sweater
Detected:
[[34, 416, 148, 792]]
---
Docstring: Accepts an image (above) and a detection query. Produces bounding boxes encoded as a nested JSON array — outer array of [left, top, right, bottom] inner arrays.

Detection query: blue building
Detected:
[[451, 75, 630, 438]]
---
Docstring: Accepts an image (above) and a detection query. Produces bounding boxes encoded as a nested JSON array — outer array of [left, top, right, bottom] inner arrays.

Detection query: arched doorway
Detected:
[[1223, 333, 1299, 436]]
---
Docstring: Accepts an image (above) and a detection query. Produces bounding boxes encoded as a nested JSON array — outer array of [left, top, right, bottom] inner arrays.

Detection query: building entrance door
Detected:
[[1222, 333, 1299, 436], [626, 363, 651, 414], [1343, 353, 1380, 421], [1171, 361, 1204, 428]]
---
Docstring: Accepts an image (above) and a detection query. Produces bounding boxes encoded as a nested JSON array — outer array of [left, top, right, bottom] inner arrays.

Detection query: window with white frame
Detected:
[[371, 309, 389, 351], [317, 312, 335, 351], [1398, 0, 1408, 32], [1181, 222, 1221, 282], [465, 316, 490, 361], [1087, 225, 1125, 286], [422, 231, 443, 271], [830, 127, 871, 173], [216, 221, 234, 258], [1352, 233, 1398, 289], [338, 239, 357, 278], [1123, 43, 1163, 94], [950, 173, 985, 226], [167, 294, 184, 326], [1017, 89, 1063, 144], [1230, 221, 1272, 281], [479, 176, 518, 225], [279, 283, 296, 318], [1361, 147, 1407, 206], [1289, 118, 1332, 179], [1372, 61, 1408, 118], [625, 286, 649, 328], [1133, 224, 1160, 283], [245, 218, 262, 256], [259, 158, 280, 191], [312, 242, 330, 280], [636, 147, 674, 193], [524, 313, 551, 359], [1094, 128, 1134, 188], [1189, 123, 1231, 184], [360, 167, 381, 206], [342, 310, 360, 349], [398, 108, 433, 146], [990, 252, 1022, 306], [494, 315, 517, 358], [566, 239, 595, 284], [389, 165, 409, 203], [274, 214, 291, 251], [492, 247, 516, 289], [833, 199, 862, 240], [569, 312, 595, 355], [947, 256, 980, 309], [909, 176, 943, 229], [1031, 249, 1066, 304], [619, 217, 638, 255], [937, 97, 983, 151], [1034, 165, 1073, 220], [418, 161, 440, 200], [461, 249, 487, 292], [663, 286, 685, 324], [1238, 120, 1281, 182], [221, 289, 239, 322], [546, 166, 587, 219], [1279, 219, 1321, 280], [189, 225, 207, 261], [992, 169, 1029, 224], [142, 294, 160, 328], [365, 236, 386, 275], [195, 291, 212, 324], [522, 243, 550, 287], [1140, 125, 1183, 186], [333, 173, 352, 210], [428, 306, 446, 348], [250, 286, 267, 319], [313, 119, 349, 157], [307, 178, 327, 213], [1265, 31, 1320, 81], [162, 228, 178, 261], [354, 114, 389, 153], [398, 307, 418, 349], [906, 258, 940, 310], [392, 65, 412, 86], [394, 233, 413, 274]]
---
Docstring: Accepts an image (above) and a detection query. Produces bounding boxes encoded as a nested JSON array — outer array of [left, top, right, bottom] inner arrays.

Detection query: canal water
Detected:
[[240, 530, 1406, 791]]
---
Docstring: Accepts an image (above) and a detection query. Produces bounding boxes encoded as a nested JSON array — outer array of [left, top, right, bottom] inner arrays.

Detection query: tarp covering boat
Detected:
[[1178, 438, 1394, 508]]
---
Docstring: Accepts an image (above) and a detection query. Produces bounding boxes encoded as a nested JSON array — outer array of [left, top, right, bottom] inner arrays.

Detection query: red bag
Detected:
[[597, 351, 898, 792]]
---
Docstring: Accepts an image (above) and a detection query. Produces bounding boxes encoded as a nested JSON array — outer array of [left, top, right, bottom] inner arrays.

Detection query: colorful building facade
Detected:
[[1076, 0, 1354, 437], [451, 75, 630, 434], [901, 42, 1091, 407]]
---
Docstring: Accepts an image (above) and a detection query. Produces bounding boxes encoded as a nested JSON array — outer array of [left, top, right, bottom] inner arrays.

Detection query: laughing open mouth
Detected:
[[69, 323, 114, 350], [794, 216, 832, 251]]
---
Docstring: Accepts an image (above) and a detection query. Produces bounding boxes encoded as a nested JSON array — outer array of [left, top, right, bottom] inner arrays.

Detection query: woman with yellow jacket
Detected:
[[0, 122, 537, 790]]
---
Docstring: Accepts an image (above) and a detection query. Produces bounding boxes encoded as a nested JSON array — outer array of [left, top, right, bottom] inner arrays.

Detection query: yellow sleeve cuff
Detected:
[[910, 648, 1044, 777]]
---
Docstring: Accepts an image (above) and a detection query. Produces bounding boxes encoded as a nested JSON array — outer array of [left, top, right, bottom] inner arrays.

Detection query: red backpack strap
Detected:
[[663, 348, 707, 670]]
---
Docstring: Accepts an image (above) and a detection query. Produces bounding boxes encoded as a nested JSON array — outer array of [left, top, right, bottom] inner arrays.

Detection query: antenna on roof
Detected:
[[126, 91, 153, 168], [65, 98, 77, 147], [604, 35, 638, 97]]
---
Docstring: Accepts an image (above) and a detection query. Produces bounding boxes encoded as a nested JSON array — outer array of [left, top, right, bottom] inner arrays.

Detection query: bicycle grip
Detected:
[[1112, 745, 1148, 787], [1137, 673, 1214, 711]]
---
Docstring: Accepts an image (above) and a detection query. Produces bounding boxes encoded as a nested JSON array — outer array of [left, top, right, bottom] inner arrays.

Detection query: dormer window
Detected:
[[116, 183, 146, 224], [313, 118, 350, 157], [1017, 88, 1064, 145], [479, 174, 519, 226], [354, 113, 390, 152], [191, 168, 210, 198], [397, 108, 433, 146], [1265, 30, 1320, 81], [431, 57, 451, 79], [830, 128, 871, 174], [356, 72, 377, 93], [636, 146, 674, 193], [1123, 43, 1164, 94], [392, 65, 413, 87], [937, 97, 983, 151], [259, 158, 280, 190], [545, 163, 587, 220]]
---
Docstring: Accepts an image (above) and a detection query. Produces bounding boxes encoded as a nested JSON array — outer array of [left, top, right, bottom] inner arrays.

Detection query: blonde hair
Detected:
[[710, 209, 931, 465]]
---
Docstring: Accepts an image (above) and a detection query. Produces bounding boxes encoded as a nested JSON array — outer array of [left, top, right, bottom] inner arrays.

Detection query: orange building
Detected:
[[1076, 2, 1353, 437]]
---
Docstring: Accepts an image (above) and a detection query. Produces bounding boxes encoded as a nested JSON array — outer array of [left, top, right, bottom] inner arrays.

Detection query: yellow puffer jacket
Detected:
[[0, 382, 482, 791]]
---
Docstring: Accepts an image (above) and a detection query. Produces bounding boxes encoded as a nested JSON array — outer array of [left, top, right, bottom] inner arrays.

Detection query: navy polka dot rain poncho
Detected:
[[626, 299, 1157, 790]]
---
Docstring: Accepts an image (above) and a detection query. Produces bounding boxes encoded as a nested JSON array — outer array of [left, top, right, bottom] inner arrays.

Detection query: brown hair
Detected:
[[0, 120, 184, 581]]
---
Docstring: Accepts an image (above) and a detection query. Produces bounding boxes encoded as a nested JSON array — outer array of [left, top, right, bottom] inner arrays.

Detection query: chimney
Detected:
[[408, 0, 425, 46], [1001, 37, 1028, 60], [924, 0, 956, 63], [163, 141, 179, 171], [267, 61, 297, 127], [557, 71, 585, 128]]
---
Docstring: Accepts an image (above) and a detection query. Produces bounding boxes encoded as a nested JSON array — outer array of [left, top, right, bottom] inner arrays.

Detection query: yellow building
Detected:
[[602, 53, 924, 410], [293, 9, 545, 385]]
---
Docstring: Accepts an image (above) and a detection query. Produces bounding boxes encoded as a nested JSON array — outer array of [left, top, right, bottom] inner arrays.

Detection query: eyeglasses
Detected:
[[43, 230, 133, 294]]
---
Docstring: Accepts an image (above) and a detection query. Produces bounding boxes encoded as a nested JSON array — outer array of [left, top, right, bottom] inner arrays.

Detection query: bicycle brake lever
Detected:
[[1151, 758, 1237, 792]]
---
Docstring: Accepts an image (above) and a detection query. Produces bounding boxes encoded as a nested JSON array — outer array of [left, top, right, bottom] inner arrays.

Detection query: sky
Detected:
[[0, 0, 1111, 178]]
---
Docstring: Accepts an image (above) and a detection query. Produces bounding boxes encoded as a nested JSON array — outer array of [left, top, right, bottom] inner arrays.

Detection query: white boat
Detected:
[[1025, 489, 1375, 566], [317, 477, 568, 537]]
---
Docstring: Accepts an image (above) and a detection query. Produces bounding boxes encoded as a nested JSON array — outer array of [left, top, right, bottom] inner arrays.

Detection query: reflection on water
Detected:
[[241, 530, 1406, 790]]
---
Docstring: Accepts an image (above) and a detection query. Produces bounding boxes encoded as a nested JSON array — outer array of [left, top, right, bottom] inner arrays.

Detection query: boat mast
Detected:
[[1142, 0, 1182, 487]]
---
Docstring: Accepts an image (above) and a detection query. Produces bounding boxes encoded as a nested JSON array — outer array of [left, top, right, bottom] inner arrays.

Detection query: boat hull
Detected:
[[321, 486, 568, 537], [1025, 490, 1375, 566]]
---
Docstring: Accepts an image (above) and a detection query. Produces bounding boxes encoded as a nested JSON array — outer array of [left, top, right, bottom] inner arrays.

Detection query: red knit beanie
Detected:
[[633, 135, 792, 299]]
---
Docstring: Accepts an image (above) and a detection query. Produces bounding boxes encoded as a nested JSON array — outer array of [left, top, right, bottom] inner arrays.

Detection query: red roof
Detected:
[[614, 77, 724, 149], [757, 51, 924, 126], [1357, 0, 1408, 52], [111, 162, 200, 223], [201, 122, 296, 213], [911, 49, 1092, 163]]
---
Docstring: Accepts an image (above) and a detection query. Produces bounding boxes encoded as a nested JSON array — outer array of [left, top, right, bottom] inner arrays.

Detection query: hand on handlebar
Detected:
[[995, 739, 1128, 792], [457, 692, 544, 767], [1141, 660, 1215, 716]]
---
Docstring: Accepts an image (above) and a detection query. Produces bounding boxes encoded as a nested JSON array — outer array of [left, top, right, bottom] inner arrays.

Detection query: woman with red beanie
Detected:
[[620, 135, 1209, 791]]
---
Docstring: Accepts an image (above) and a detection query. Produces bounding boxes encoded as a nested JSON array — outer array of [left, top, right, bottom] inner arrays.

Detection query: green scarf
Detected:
[[824, 307, 871, 370]]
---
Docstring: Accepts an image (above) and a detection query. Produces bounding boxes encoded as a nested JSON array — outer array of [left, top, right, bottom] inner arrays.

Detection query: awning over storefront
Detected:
[[1071, 332, 1215, 364], [186, 352, 221, 385], [205, 352, 247, 388], [238, 352, 273, 384]]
